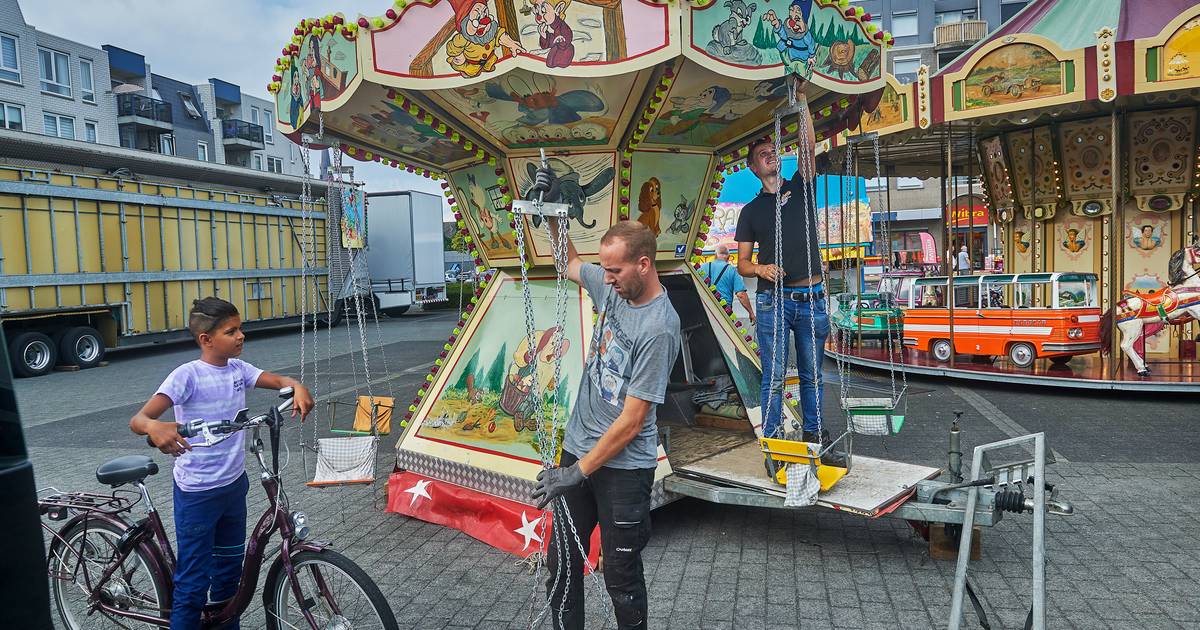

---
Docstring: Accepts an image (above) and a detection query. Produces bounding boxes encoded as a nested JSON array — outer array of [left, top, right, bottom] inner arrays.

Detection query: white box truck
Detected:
[[365, 191, 446, 315]]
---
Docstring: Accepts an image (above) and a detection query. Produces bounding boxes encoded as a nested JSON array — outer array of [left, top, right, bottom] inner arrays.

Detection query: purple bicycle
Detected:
[[39, 387, 397, 629]]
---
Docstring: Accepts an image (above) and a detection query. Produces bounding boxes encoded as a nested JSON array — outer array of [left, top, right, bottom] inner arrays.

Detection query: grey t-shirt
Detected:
[[563, 263, 680, 470]]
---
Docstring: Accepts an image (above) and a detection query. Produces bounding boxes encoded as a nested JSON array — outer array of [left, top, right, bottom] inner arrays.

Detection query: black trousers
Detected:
[[545, 451, 655, 630]]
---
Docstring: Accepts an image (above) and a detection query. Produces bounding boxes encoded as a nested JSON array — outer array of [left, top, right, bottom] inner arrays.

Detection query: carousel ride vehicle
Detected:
[[831, 0, 1200, 391], [269, 2, 1075, 627]]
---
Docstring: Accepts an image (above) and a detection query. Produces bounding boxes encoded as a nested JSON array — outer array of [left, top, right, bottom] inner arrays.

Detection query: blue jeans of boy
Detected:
[[171, 472, 248, 630], [755, 289, 830, 438]]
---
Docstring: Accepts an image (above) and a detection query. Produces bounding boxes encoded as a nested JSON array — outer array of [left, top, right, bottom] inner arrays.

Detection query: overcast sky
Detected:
[[19, 0, 450, 214]]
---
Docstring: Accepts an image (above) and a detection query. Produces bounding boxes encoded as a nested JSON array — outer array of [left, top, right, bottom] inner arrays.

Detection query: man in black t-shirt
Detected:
[[734, 90, 839, 461]]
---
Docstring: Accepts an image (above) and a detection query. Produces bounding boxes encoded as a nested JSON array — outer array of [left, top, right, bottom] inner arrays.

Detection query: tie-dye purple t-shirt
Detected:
[[156, 359, 263, 492]]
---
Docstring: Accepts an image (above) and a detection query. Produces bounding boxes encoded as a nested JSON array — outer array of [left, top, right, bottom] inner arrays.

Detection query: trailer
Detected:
[[364, 191, 446, 316], [0, 130, 329, 378]]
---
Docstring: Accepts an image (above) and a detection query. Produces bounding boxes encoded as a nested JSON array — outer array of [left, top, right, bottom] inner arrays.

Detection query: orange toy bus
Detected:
[[902, 273, 1102, 368]]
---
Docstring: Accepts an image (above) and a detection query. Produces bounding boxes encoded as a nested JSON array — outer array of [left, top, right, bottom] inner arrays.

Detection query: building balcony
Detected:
[[116, 93, 173, 131], [221, 119, 264, 151], [934, 20, 989, 50]]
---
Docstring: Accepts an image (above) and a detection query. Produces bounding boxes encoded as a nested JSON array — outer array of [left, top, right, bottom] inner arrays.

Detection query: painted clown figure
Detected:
[[764, 0, 817, 72], [446, 0, 527, 78]]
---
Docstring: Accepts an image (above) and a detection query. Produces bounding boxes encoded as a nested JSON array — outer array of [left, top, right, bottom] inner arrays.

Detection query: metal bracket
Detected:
[[845, 131, 880, 145], [510, 199, 569, 219]]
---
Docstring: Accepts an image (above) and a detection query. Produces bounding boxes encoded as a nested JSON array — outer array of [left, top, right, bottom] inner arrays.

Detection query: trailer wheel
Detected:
[[58, 326, 106, 368], [9, 332, 57, 378], [316, 300, 344, 328], [381, 305, 410, 317]]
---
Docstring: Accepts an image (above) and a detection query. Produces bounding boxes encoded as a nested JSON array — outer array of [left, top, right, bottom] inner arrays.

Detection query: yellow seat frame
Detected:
[[760, 436, 849, 492]]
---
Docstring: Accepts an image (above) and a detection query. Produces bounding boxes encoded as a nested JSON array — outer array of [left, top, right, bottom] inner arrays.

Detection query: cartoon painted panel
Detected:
[[373, 0, 670, 79], [325, 85, 477, 166], [689, 0, 881, 82], [1054, 217, 1094, 274], [644, 63, 786, 149], [1162, 16, 1200, 80], [629, 151, 710, 254], [429, 70, 636, 149], [1010, 214, 1033, 275], [416, 276, 585, 463], [860, 81, 906, 132], [960, 43, 1063, 110], [511, 152, 617, 257], [449, 163, 520, 262], [340, 187, 366, 249], [278, 30, 359, 130]]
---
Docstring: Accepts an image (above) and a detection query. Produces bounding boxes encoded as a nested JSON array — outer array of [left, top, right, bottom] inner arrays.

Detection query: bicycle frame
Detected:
[[44, 399, 332, 629]]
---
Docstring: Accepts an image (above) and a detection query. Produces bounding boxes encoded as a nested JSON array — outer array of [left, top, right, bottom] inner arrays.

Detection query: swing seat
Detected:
[[760, 437, 848, 492], [842, 396, 905, 436], [329, 396, 394, 436]]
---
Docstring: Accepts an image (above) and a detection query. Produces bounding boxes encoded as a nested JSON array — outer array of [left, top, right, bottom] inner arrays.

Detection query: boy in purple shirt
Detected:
[[130, 297, 313, 630]]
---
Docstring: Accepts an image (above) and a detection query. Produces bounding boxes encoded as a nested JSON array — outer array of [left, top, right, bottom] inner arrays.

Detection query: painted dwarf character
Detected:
[[763, 0, 816, 72], [534, 0, 574, 68], [446, 0, 527, 78], [499, 327, 569, 432]]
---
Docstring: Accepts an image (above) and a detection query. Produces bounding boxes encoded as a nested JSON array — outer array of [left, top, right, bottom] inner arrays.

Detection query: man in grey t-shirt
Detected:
[[528, 168, 680, 630]]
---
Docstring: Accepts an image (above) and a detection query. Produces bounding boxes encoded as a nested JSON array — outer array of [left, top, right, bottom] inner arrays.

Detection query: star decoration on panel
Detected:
[[514, 511, 545, 552], [404, 478, 434, 506]]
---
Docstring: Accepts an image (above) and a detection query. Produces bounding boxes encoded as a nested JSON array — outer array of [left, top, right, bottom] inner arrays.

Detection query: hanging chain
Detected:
[[871, 136, 905, 406], [770, 95, 787, 438], [792, 84, 823, 442], [837, 145, 855, 409]]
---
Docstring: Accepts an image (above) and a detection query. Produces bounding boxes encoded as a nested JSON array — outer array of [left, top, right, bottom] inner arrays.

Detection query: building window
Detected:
[[891, 11, 918, 38], [179, 92, 202, 118], [197, 141, 209, 161], [250, 106, 259, 125], [263, 110, 273, 142], [893, 57, 921, 83], [1001, 1, 1029, 22], [267, 156, 283, 173], [935, 10, 974, 25], [864, 177, 886, 191], [43, 113, 75, 139], [0, 101, 23, 130], [84, 120, 97, 143], [0, 34, 19, 83], [38, 48, 71, 97], [253, 154, 263, 170], [159, 133, 175, 156], [79, 59, 95, 103], [897, 177, 924, 189]]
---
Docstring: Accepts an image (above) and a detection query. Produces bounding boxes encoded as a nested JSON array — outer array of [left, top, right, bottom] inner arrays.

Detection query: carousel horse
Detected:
[[1101, 242, 1200, 376]]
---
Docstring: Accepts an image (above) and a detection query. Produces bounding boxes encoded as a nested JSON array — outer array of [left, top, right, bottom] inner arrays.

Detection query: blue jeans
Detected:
[[755, 291, 830, 437], [171, 472, 248, 630]]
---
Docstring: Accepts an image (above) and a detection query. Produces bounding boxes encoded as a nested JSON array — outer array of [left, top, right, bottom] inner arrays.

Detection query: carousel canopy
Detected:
[[270, 0, 895, 269]]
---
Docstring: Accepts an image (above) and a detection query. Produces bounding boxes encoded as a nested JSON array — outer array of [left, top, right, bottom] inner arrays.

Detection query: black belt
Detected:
[[763, 289, 826, 302]]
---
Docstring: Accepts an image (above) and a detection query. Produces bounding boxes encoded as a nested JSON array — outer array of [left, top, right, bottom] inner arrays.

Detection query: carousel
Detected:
[[820, 0, 1200, 392], [270, 2, 1073, 627]]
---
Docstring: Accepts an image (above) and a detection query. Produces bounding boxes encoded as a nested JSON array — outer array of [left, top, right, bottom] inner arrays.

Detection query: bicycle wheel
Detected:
[[264, 549, 397, 630], [50, 517, 169, 629]]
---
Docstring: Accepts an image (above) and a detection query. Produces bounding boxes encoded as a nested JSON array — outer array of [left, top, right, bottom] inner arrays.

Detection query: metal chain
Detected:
[[791, 85, 823, 441], [298, 130, 313, 477], [871, 136, 906, 406], [770, 97, 787, 439]]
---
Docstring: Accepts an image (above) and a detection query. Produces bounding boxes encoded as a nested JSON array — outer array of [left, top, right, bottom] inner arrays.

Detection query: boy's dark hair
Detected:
[[189, 297, 239, 339]]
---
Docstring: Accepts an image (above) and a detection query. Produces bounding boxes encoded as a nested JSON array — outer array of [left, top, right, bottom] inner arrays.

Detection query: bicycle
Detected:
[[39, 387, 398, 629]]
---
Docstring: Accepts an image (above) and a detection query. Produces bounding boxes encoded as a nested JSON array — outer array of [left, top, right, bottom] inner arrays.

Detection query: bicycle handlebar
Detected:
[[146, 387, 295, 447]]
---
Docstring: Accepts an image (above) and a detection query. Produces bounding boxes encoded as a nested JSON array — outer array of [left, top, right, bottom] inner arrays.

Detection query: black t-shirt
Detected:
[[734, 173, 824, 291]]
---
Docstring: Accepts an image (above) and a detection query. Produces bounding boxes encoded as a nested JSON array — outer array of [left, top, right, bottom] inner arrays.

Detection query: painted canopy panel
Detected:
[[682, 0, 883, 89], [856, 76, 910, 135], [277, 29, 361, 133], [641, 61, 786, 150], [958, 43, 1065, 111], [324, 83, 479, 166], [424, 69, 646, 151], [509, 151, 618, 263], [627, 149, 713, 256], [367, 0, 675, 83], [448, 162, 521, 266]]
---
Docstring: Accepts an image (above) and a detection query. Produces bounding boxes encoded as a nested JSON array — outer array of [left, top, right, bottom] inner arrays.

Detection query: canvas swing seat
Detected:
[[843, 394, 905, 437]]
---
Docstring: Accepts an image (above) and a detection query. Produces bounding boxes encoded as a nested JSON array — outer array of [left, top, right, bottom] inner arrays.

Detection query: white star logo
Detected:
[[514, 511, 545, 552], [404, 479, 433, 507]]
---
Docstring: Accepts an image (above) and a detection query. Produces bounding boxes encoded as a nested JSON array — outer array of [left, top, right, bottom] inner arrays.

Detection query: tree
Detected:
[[484, 342, 509, 390], [753, 18, 778, 50], [454, 349, 481, 390]]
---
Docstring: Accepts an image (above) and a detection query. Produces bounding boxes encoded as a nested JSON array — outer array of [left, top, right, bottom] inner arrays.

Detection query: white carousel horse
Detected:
[[1101, 243, 1200, 376]]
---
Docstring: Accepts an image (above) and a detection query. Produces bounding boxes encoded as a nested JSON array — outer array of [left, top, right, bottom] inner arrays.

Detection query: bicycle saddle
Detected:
[[96, 455, 159, 487]]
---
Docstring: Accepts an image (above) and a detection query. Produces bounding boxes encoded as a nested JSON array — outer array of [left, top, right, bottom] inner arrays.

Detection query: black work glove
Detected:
[[531, 463, 586, 510], [526, 166, 562, 204]]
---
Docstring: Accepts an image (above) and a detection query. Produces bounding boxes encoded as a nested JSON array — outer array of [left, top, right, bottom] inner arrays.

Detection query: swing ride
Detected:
[[826, 0, 1200, 392], [270, 2, 1076, 627]]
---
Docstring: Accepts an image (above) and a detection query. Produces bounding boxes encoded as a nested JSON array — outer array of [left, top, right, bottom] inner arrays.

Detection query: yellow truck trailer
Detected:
[[0, 130, 332, 377]]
